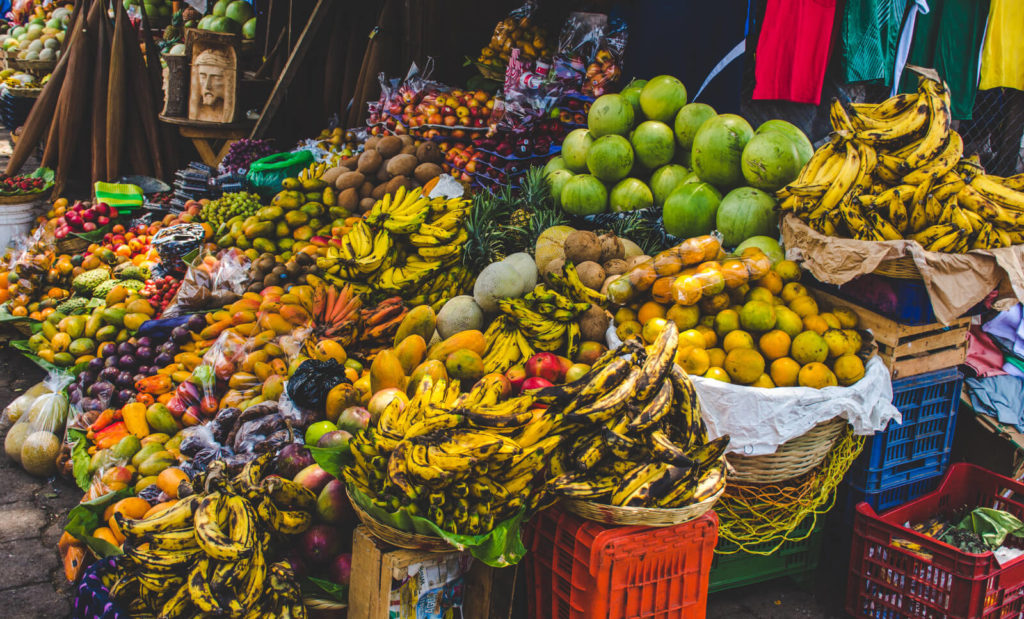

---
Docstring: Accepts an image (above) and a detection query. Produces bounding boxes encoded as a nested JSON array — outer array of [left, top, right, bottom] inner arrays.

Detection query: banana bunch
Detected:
[[108, 455, 314, 618], [297, 161, 328, 182], [404, 264, 476, 311], [409, 196, 472, 266], [345, 374, 566, 536], [365, 186, 432, 235], [481, 283, 590, 373], [781, 78, 1024, 252], [317, 219, 395, 281], [537, 323, 729, 508]]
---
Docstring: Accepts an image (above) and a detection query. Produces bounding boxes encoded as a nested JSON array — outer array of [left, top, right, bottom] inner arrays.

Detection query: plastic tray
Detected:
[[848, 367, 962, 493], [709, 515, 824, 593], [837, 475, 944, 529], [846, 463, 1024, 618], [526, 507, 718, 619]]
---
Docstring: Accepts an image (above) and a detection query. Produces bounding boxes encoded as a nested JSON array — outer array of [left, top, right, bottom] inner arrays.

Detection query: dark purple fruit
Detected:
[[136, 346, 154, 361], [117, 342, 135, 357]]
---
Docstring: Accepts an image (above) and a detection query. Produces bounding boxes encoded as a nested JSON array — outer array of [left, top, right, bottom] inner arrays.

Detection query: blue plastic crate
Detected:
[[836, 474, 943, 529], [848, 367, 962, 493]]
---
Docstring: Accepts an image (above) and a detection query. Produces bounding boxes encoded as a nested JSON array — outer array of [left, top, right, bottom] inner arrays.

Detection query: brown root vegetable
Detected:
[[364, 136, 381, 151], [358, 181, 373, 198], [338, 188, 359, 211], [415, 141, 443, 164], [375, 136, 403, 158], [414, 162, 442, 184], [359, 197, 376, 212], [598, 234, 625, 262], [334, 171, 365, 191], [386, 154, 418, 178], [564, 230, 602, 264], [576, 261, 606, 290], [322, 167, 346, 185], [357, 149, 383, 174], [603, 259, 628, 275], [580, 304, 611, 341]]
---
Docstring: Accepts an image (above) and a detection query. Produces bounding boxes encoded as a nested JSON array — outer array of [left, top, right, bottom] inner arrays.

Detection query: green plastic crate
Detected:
[[708, 515, 825, 593]]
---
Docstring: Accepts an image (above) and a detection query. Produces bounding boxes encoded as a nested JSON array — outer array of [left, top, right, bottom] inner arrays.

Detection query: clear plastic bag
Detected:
[[581, 18, 627, 97], [1, 380, 53, 432], [554, 12, 608, 84], [3, 372, 72, 477], [162, 249, 250, 317]]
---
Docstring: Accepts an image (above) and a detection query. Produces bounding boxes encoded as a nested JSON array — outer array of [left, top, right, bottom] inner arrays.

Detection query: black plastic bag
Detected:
[[286, 359, 349, 413]]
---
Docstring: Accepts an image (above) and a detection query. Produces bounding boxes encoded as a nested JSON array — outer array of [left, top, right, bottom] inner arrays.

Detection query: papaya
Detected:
[[125, 298, 155, 316], [257, 206, 284, 221], [200, 318, 233, 340], [132, 443, 165, 467], [313, 340, 347, 364], [95, 325, 118, 342], [139, 451, 177, 476], [427, 330, 486, 362], [258, 313, 293, 335], [407, 360, 448, 397], [395, 335, 426, 374], [445, 350, 485, 381], [280, 304, 311, 325], [325, 383, 359, 423], [370, 349, 405, 393], [394, 305, 437, 346], [123, 313, 150, 332], [145, 404, 179, 435]]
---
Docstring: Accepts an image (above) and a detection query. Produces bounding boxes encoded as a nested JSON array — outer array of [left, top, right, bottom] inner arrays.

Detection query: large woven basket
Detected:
[[348, 490, 452, 552], [563, 484, 724, 527], [303, 596, 346, 618], [57, 235, 90, 254], [873, 255, 922, 280], [0, 193, 43, 205], [727, 417, 848, 484]]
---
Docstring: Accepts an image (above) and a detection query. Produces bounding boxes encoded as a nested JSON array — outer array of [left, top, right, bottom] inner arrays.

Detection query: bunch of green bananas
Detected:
[[781, 78, 1024, 252], [403, 264, 476, 311], [345, 374, 567, 536], [108, 455, 313, 618], [537, 323, 729, 508]]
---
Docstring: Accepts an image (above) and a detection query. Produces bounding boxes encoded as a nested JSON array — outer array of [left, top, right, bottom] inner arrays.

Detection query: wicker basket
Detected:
[[7, 57, 57, 73], [727, 417, 848, 484], [872, 255, 922, 279], [349, 491, 452, 552], [563, 484, 725, 527], [303, 596, 346, 617], [4, 86, 40, 98], [57, 235, 90, 254], [0, 193, 43, 205]]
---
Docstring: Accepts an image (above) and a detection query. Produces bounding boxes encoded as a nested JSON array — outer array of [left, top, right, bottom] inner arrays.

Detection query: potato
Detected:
[[386, 154, 418, 178], [414, 162, 442, 184], [359, 197, 376, 212], [356, 149, 382, 174], [358, 181, 373, 198], [334, 171, 365, 191], [364, 136, 381, 151], [375, 136, 403, 158], [415, 141, 442, 164], [338, 188, 359, 211]]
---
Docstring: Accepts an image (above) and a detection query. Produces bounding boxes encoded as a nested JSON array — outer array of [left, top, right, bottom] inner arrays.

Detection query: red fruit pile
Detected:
[[54, 201, 120, 238], [0, 175, 45, 195], [140, 275, 181, 316]]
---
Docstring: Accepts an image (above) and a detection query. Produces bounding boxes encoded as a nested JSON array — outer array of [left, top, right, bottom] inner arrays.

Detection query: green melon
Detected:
[[716, 187, 779, 248], [741, 131, 802, 192], [620, 79, 648, 117], [630, 120, 675, 170], [649, 164, 691, 207], [674, 103, 717, 151], [543, 156, 568, 177], [639, 75, 688, 123], [735, 236, 784, 264], [691, 114, 754, 190], [610, 178, 654, 212], [547, 169, 574, 208], [756, 119, 814, 168], [663, 182, 722, 239], [587, 94, 634, 137], [561, 129, 593, 173], [586, 135, 634, 183], [560, 174, 608, 216]]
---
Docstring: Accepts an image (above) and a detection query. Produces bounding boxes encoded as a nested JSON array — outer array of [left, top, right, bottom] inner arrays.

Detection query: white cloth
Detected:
[[892, 0, 930, 96]]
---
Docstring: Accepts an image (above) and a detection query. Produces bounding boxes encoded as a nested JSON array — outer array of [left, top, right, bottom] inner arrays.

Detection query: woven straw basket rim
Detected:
[[563, 483, 725, 527], [727, 417, 848, 484]]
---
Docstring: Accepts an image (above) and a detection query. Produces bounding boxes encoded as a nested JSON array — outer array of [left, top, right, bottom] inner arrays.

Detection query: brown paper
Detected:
[[782, 214, 1024, 325]]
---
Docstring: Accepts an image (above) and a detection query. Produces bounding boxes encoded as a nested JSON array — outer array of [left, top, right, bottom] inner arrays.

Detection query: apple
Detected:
[[505, 364, 526, 393], [565, 363, 590, 383], [526, 353, 563, 383], [521, 376, 553, 392]]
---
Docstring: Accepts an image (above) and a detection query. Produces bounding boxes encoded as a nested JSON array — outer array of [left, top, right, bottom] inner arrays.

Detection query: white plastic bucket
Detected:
[[0, 200, 39, 249]]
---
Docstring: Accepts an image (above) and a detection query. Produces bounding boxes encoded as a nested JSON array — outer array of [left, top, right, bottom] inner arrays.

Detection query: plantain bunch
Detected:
[[781, 78, 1024, 252], [536, 323, 728, 508], [107, 454, 313, 618]]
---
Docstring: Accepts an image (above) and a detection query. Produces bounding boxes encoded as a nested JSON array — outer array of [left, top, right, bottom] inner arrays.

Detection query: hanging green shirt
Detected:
[[842, 0, 910, 85], [898, 0, 990, 120]]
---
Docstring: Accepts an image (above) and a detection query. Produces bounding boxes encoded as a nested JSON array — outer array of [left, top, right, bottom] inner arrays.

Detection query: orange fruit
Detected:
[[774, 307, 804, 338], [616, 320, 642, 341], [823, 329, 852, 358], [143, 500, 179, 520], [773, 259, 801, 282], [792, 331, 829, 365], [699, 292, 730, 314], [92, 527, 121, 548], [845, 329, 863, 353], [723, 330, 755, 352], [637, 301, 667, 325], [834, 354, 866, 385], [832, 307, 859, 328], [679, 347, 711, 375], [788, 295, 819, 318], [781, 282, 809, 303], [641, 318, 669, 344], [679, 329, 707, 349], [819, 312, 841, 329], [798, 362, 838, 388], [693, 269, 726, 295], [666, 304, 700, 330], [724, 348, 766, 384], [703, 367, 732, 382], [614, 307, 637, 325], [803, 314, 829, 335], [754, 270, 783, 295], [770, 357, 801, 387], [113, 497, 151, 520], [695, 324, 718, 348], [157, 467, 189, 498], [758, 330, 792, 361], [714, 309, 741, 337], [751, 373, 776, 388], [739, 301, 777, 332], [707, 347, 727, 368], [720, 260, 751, 288], [745, 287, 775, 304], [672, 275, 704, 306]]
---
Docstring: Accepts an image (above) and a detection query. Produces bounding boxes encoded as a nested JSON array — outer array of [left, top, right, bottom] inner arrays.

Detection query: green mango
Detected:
[[101, 307, 126, 327], [303, 192, 322, 203], [132, 442, 165, 467], [95, 324, 118, 342], [64, 315, 86, 339], [139, 451, 176, 476], [300, 202, 325, 217], [275, 221, 290, 238], [89, 449, 117, 473], [216, 234, 234, 248], [52, 352, 75, 367], [145, 404, 179, 435], [68, 338, 96, 356], [40, 320, 58, 340], [256, 206, 283, 221], [135, 475, 159, 494], [165, 434, 184, 452], [253, 238, 276, 253], [27, 332, 48, 352], [284, 210, 309, 228], [111, 434, 141, 459]]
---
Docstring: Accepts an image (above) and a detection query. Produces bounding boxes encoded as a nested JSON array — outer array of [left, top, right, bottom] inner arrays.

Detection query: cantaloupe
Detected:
[[473, 262, 524, 313], [535, 225, 575, 273], [502, 253, 538, 295], [437, 296, 484, 339]]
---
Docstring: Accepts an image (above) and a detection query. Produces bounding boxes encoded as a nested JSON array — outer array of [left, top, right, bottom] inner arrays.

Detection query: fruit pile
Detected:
[[68, 330, 173, 416], [201, 191, 262, 231], [54, 201, 121, 237], [474, 12, 552, 80], [781, 78, 1024, 252], [0, 3, 71, 62], [108, 455, 311, 617], [541, 323, 728, 508], [139, 275, 182, 316], [322, 134, 445, 213], [606, 234, 868, 388], [1, 249, 76, 317], [211, 180, 332, 259], [0, 173, 47, 195], [218, 139, 275, 174], [313, 127, 360, 160], [369, 86, 495, 140], [196, 0, 255, 37]]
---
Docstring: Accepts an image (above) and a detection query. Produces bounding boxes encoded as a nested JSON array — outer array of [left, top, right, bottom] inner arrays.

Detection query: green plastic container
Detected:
[[246, 150, 315, 199], [708, 515, 824, 593]]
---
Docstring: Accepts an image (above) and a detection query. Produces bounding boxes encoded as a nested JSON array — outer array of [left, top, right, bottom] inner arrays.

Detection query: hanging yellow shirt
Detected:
[[980, 0, 1024, 90]]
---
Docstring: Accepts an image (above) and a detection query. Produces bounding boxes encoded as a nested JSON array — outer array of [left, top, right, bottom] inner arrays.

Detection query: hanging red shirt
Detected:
[[753, 0, 838, 105]]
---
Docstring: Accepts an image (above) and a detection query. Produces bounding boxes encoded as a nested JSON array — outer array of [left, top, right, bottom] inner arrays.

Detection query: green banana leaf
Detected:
[[347, 485, 527, 567], [71, 225, 113, 244], [68, 428, 94, 492], [302, 577, 347, 604], [64, 488, 131, 559], [309, 444, 353, 477], [958, 508, 1024, 550]]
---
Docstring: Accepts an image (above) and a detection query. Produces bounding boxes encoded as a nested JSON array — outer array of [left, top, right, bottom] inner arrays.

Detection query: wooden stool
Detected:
[[159, 115, 254, 167]]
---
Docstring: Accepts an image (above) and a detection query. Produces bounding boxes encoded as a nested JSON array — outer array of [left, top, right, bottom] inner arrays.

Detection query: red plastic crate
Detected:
[[846, 463, 1024, 618], [525, 507, 718, 619]]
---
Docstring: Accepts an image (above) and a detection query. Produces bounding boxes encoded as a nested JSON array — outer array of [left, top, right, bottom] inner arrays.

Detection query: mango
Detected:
[[244, 221, 274, 239], [300, 202, 325, 217], [200, 318, 233, 340], [126, 298, 155, 316], [145, 404, 179, 435], [257, 205, 284, 221], [139, 451, 176, 476], [275, 221, 291, 238], [253, 238, 276, 253], [445, 349, 485, 381], [101, 308, 126, 328], [89, 450, 117, 473], [105, 285, 129, 306], [262, 375, 285, 400], [134, 475, 159, 494], [253, 361, 274, 382], [395, 335, 426, 374], [407, 360, 447, 397], [140, 433, 169, 446], [394, 305, 437, 346], [280, 304, 311, 325], [132, 442, 165, 467], [165, 434, 183, 452], [53, 352, 75, 367], [284, 210, 309, 228], [111, 434, 142, 459], [228, 372, 260, 390], [84, 312, 103, 338], [370, 349, 405, 393], [40, 320, 58, 341], [27, 333, 47, 353], [50, 332, 71, 352], [174, 352, 204, 370], [272, 190, 304, 208], [234, 323, 259, 337], [210, 309, 231, 322], [68, 338, 95, 356], [259, 313, 293, 335], [95, 325, 118, 342], [427, 330, 486, 362], [325, 383, 359, 423], [123, 313, 150, 332], [59, 315, 86, 339]]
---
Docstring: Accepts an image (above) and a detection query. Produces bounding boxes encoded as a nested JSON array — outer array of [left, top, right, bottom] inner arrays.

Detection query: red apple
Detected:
[[82, 222, 97, 232], [555, 356, 573, 382], [521, 376, 553, 392], [575, 341, 607, 366], [526, 352, 563, 383], [505, 364, 526, 393], [96, 215, 110, 226]]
